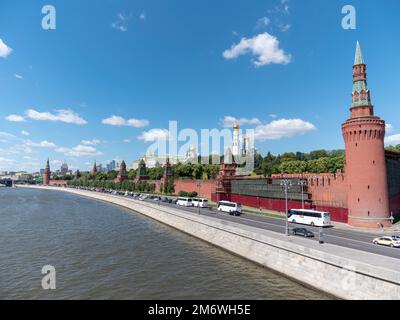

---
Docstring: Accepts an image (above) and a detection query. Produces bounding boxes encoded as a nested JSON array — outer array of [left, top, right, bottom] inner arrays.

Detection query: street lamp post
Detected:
[[280, 179, 292, 236], [196, 179, 201, 215], [298, 180, 307, 209]]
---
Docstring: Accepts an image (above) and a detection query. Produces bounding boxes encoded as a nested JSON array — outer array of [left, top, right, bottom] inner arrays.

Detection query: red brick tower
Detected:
[[92, 161, 97, 174], [43, 158, 50, 185], [117, 160, 128, 182], [135, 159, 149, 182], [342, 41, 390, 228]]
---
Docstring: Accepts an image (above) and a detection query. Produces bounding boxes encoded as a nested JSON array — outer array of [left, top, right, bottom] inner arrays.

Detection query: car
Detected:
[[291, 228, 315, 238], [372, 236, 400, 248], [162, 197, 172, 203]]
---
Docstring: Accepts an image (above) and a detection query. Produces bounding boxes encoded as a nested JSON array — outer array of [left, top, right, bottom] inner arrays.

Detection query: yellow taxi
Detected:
[[372, 236, 400, 248]]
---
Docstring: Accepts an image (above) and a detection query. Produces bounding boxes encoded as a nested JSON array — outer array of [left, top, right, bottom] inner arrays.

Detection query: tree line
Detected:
[[55, 149, 347, 183], [253, 149, 346, 176]]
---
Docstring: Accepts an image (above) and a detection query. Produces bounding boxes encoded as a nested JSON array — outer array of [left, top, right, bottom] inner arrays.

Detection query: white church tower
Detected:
[[232, 121, 240, 157]]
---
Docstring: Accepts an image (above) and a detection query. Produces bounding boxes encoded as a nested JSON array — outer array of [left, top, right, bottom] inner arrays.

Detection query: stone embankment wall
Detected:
[[24, 186, 400, 300]]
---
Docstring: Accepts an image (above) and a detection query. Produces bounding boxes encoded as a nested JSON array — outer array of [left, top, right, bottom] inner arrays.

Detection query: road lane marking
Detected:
[[116, 195, 400, 257]]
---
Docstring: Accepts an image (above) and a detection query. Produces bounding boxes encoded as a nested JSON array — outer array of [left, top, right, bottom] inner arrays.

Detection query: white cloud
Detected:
[[21, 130, 30, 136], [139, 12, 146, 20], [26, 109, 87, 125], [254, 119, 316, 141], [281, 0, 290, 14], [0, 39, 12, 58], [112, 23, 127, 32], [0, 157, 17, 170], [112, 13, 129, 32], [56, 145, 103, 157], [223, 32, 291, 67], [81, 139, 101, 146], [6, 114, 26, 122], [14, 74, 24, 80], [221, 116, 262, 128], [138, 128, 169, 142], [386, 123, 393, 134], [0, 155, 43, 171], [385, 134, 400, 145], [102, 115, 149, 128], [256, 16, 270, 29], [278, 24, 291, 32], [123, 139, 131, 143], [0, 132, 16, 139], [25, 140, 57, 148], [0, 131, 16, 143], [0, 143, 33, 155], [269, 114, 278, 118]]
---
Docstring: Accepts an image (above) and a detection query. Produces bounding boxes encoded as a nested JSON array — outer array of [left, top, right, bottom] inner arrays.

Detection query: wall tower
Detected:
[[342, 41, 390, 228], [43, 158, 50, 185]]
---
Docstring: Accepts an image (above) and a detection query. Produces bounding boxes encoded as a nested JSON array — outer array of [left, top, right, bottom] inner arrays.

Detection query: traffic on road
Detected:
[[64, 186, 400, 258]]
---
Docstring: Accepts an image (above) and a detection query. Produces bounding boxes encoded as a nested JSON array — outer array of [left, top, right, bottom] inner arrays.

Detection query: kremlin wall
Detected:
[[156, 43, 400, 228], [43, 42, 400, 229]]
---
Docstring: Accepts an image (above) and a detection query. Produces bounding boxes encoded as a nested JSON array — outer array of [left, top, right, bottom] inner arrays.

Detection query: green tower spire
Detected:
[[351, 41, 371, 108], [354, 41, 364, 66]]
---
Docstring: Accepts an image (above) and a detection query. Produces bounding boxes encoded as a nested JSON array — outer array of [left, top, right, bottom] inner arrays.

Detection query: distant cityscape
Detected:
[[0, 159, 117, 183], [0, 122, 253, 184]]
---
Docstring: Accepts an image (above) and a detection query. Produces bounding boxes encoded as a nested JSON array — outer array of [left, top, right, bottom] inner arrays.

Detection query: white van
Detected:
[[176, 197, 193, 207], [192, 198, 209, 208], [217, 201, 242, 216]]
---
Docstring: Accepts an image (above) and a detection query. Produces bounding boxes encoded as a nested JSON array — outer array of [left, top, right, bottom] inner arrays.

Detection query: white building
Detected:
[[232, 121, 240, 157], [132, 145, 198, 169], [229, 122, 253, 159]]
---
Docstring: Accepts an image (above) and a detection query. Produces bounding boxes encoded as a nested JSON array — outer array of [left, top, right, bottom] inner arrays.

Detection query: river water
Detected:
[[0, 188, 331, 299]]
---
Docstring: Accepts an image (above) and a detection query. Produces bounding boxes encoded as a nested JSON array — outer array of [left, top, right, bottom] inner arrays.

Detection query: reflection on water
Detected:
[[0, 188, 331, 300]]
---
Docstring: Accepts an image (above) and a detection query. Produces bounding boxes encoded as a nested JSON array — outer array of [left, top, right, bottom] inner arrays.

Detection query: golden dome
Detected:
[[233, 121, 239, 129]]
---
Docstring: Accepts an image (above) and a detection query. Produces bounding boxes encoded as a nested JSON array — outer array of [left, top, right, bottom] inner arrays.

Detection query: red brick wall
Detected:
[[211, 193, 348, 223], [174, 180, 216, 198], [153, 179, 216, 199], [389, 195, 400, 218], [48, 180, 68, 186], [272, 173, 348, 209]]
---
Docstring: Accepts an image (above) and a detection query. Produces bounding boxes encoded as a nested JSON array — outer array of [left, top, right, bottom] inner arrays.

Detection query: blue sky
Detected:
[[1, 0, 400, 172]]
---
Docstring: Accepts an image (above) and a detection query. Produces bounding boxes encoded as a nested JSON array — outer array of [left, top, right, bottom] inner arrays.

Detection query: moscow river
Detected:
[[0, 188, 331, 299]]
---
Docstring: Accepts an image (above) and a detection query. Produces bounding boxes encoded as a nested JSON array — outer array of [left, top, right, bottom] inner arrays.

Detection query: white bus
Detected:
[[176, 197, 193, 207], [287, 209, 331, 227], [192, 198, 208, 208], [217, 201, 242, 216]]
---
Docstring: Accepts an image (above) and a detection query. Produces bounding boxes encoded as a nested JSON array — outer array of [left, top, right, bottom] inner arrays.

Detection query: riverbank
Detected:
[[20, 185, 400, 300]]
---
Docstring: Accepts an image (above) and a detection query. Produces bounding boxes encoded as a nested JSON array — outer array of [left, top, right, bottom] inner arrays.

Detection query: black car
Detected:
[[292, 228, 314, 238]]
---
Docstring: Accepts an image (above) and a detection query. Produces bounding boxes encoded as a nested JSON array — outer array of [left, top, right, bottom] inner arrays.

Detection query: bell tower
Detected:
[[342, 41, 390, 228]]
